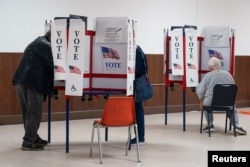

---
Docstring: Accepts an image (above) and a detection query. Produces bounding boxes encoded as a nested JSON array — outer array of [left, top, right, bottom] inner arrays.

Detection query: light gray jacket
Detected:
[[196, 69, 235, 106]]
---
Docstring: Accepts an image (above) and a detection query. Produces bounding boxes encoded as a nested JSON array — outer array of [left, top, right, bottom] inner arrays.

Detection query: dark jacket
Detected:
[[135, 45, 148, 79], [12, 35, 54, 95]]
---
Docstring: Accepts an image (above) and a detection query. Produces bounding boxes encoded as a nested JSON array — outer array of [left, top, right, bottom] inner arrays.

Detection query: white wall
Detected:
[[0, 0, 249, 55]]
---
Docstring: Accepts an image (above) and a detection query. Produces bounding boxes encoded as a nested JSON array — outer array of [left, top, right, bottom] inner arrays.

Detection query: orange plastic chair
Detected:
[[89, 96, 141, 164]]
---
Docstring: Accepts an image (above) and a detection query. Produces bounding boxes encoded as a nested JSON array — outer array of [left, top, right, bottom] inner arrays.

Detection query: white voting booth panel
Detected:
[[92, 17, 136, 96], [164, 26, 199, 88], [51, 17, 136, 96], [93, 43, 128, 74], [53, 30, 91, 90], [51, 18, 91, 96], [201, 26, 232, 72]]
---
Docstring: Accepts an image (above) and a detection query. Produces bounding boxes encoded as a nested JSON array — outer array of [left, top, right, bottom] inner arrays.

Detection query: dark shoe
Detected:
[[235, 126, 247, 135], [203, 125, 214, 132], [35, 137, 48, 146], [22, 143, 44, 151], [130, 138, 145, 145]]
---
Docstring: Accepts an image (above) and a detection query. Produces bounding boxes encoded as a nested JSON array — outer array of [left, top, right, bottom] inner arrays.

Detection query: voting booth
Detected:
[[163, 25, 198, 131], [164, 26, 235, 131], [48, 16, 137, 152], [51, 16, 136, 96], [199, 26, 235, 76], [92, 17, 136, 95]]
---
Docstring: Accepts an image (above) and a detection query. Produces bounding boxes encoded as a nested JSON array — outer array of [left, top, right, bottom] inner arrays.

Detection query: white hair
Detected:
[[208, 57, 221, 70]]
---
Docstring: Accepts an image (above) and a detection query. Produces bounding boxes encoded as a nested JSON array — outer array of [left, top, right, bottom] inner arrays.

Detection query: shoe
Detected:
[[235, 126, 247, 135], [203, 125, 214, 132], [22, 143, 44, 151], [35, 137, 48, 146], [130, 138, 145, 145]]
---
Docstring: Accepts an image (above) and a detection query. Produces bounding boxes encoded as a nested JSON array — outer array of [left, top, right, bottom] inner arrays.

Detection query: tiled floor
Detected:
[[0, 108, 249, 167]]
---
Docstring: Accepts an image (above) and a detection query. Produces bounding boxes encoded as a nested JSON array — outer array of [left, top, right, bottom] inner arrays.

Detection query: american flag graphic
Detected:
[[54, 65, 65, 73], [173, 63, 182, 69], [101, 46, 111, 58], [101, 46, 120, 60], [69, 65, 81, 74], [187, 63, 196, 69], [208, 49, 223, 60]]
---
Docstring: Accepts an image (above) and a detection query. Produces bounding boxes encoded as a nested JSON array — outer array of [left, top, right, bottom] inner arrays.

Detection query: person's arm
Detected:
[[196, 75, 208, 110]]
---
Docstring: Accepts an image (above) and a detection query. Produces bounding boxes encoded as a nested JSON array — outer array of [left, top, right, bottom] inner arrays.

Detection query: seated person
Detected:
[[196, 57, 247, 135]]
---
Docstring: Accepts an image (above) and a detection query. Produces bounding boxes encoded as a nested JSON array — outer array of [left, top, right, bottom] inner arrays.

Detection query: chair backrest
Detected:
[[211, 84, 238, 107], [100, 97, 136, 126]]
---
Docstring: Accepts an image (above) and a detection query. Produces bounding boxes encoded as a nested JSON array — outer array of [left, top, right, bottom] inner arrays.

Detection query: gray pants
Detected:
[[204, 107, 239, 127], [15, 84, 44, 146]]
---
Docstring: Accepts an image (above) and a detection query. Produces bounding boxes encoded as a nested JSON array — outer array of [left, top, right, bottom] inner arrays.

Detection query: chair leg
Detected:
[[229, 121, 232, 131], [225, 112, 228, 134], [225, 111, 229, 134], [97, 126, 103, 164], [232, 111, 236, 137], [105, 127, 108, 141], [207, 111, 211, 137], [229, 115, 232, 131], [89, 123, 95, 157], [134, 124, 141, 163], [200, 110, 204, 134], [125, 127, 131, 156]]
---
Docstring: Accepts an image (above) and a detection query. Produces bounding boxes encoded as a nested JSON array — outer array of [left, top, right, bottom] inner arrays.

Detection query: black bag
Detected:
[[134, 74, 154, 103]]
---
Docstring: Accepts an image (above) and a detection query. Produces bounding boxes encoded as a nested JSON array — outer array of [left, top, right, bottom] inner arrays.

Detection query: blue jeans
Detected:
[[135, 102, 145, 142], [15, 84, 44, 146]]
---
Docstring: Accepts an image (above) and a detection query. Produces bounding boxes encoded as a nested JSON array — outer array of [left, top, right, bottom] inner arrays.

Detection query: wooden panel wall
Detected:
[[1, 53, 250, 124], [0, 53, 21, 116]]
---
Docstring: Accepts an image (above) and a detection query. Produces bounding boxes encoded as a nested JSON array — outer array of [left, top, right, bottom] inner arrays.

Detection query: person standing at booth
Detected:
[[130, 45, 148, 145], [196, 57, 247, 135], [12, 30, 54, 150]]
